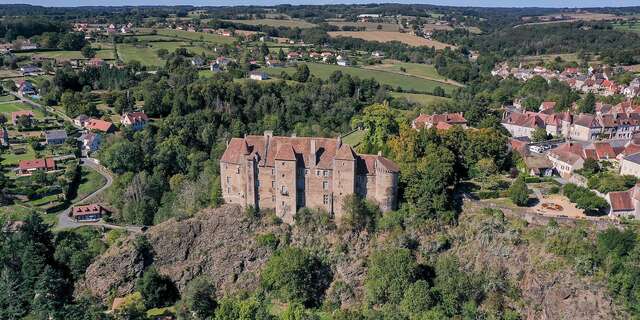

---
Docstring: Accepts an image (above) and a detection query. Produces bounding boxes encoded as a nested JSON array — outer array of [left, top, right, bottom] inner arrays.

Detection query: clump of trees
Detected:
[[563, 183, 609, 215]]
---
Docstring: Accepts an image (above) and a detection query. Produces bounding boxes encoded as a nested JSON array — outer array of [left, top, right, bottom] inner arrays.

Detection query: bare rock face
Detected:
[[77, 205, 282, 302]]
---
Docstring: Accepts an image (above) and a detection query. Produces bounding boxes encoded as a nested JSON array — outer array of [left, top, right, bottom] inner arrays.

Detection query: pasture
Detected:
[[328, 31, 454, 49], [390, 92, 450, 106], [116, 42, 214, 67], [155, 29, 236, 44], [364, 60, 463, 86], [223, 19, 317, 29], [265, 63, 457, 94], [16, 49, 114, 60], [0, 102, 45, 118], [328, 21, 405, 32]]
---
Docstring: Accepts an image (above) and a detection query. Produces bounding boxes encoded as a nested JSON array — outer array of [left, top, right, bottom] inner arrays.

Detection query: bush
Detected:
[[255, 233, 279, 250], [137, 268, 179, 308], [563, 183, 609, 215], [524, 176, 541, 183], [508, 177, 530, 206], [365, 248, 418, 305], [477, 190, 500, 199]]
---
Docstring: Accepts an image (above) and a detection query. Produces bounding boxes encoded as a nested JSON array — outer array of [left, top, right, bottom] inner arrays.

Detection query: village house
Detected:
[[219, 132, 399, 224], [570, 114, 602, 141], [606, 185, 640, 219], [17, 80, 36, 96], [336, 56, 351, 67], [85, 118, 115, 133], [44, 129, 68, 145], [120, 111, 149, 131], [411, 112, 468, 130], [80, 131, 101, 152], [620, 153, 640, 178], [11, 110, 34, 125], [71, 204, 105, 222], [249, 70, 269, 81], [74, 114, 90, 127], [17, 158, 56, 175], [19, 65, 41, 76], [501, 111, 544, 138], [547, 148, 584, 178], [87, 58, 105, 68]]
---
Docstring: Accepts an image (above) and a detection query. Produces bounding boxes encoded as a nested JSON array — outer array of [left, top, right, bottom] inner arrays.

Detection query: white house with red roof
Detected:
[[120, 111, 149, 131], [17, 158, 55, 175]]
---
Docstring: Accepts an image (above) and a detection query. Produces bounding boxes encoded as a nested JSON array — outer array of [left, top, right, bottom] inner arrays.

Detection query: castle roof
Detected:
[[221, 133, 399, 174]]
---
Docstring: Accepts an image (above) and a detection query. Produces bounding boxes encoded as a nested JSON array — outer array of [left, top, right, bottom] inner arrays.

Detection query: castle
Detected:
[[219, 131, 400, 223]]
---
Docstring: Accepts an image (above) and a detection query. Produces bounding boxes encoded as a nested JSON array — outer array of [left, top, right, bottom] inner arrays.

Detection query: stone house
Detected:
[[501, 111, 544, 138], [219, 132, 399, 224], [620, 152, 640, 178], [44, 129, 68, 145], [607, 185, 640, 218], [411, 112, 467, 130], [570, 114, 602, 141], [120, 112, 149, 131]]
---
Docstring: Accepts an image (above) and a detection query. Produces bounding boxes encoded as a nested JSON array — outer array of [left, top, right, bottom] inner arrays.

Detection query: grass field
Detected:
[[265, 63, 457, 94], [328, 21, 405, 32], [71, 167, 107, 202], [117, 42, 215, 66], [156, 29, 236, 43], [364, 60, 462, 86], [223, 19, 317, 29], [16, 49, 114, 60], [391, 92, 450, 106], [0, 94, 16, 102], [0, 102, 45, 118], [1, 144, 36, 166], [341, 129, 366, 147], [612, 21, 640, 32], [328, 31, 454, 49]]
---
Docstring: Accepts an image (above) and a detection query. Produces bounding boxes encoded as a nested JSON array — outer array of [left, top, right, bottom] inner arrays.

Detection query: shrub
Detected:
[[255, 233, 279, 250], [508, 177, 530, 206]]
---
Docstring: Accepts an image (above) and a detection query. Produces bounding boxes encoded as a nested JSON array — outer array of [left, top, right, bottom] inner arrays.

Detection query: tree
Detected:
[[508, 177, 529, 206], [582, 158, 600, 176], [365, 248, 419, 306], [531, 127, 550, 142], [81, 45, 96, 58], [340, 194, 380, 231], [579, 92, 596, 114], [293, 64, 310, 82], [177, 276, 217, 320], [137, 268, 179, 309], [354, 102, 398, 154], [277, 48, 286, 61], [260, 248, 331, 307], [400, 280, 434, 315], [433, 86, 445, 97]]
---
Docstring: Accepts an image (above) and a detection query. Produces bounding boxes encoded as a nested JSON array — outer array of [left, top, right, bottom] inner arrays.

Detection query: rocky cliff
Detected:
[[78, 203, 626, 319]]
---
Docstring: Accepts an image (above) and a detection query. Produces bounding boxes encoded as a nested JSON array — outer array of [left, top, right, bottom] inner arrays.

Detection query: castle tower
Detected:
[[333, 139, 356, 221], [275, 143, 298, 224], [374, 154, 399, 212]]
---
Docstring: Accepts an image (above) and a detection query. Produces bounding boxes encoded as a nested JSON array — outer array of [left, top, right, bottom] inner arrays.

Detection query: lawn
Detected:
[[15, 49, 114, 60], [0, 205, 58, 225], [364, 60, 462, 85], [391, 92, 451, 106], [0, 94, 16, 102], [223, 19, 317, 29], [0, 101, 45, 118], [328, 31, 454, 49], [156, 29, 236, 44], [264, 63, 457, 94], [342, 129, 366, 147], [613, 21, 640, 33], [71, 167, 107, 202], [1, 144, 36, 166]]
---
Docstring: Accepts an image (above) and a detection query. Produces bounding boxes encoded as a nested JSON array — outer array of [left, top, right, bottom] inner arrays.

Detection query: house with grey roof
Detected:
[[44, 130, 67, 145]]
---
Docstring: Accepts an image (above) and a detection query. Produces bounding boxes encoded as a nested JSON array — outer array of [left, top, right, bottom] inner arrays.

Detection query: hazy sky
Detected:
[[0, 0, 638, 7]]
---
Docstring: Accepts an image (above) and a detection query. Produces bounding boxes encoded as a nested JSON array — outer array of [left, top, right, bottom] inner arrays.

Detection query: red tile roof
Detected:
[[121, 112, 148, 125], [413, 112, 467, 129], [85, 118, 114, 132], [609, 190, 634, 212], [72, 204, 103, 217], [594, 142, 617, 160], [18, 158, 55, 171]]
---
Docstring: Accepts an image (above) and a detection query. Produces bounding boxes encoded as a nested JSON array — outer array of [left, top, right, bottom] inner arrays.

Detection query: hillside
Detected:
[[78, 203, 627, 319]]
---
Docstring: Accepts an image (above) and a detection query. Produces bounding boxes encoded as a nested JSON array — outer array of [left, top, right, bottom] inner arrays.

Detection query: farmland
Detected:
[[223, 18, 317, 29], [328, 21, 405, 32], [264, 63, 457, 94], [328, 31, 454, 49], [363, 60, 464, 87], [390, 92, 451, 106], [15, 49, 115, 60], [116, 42, 215, 67], [155, 29, 236, 43], [0, 101, 45, 118]]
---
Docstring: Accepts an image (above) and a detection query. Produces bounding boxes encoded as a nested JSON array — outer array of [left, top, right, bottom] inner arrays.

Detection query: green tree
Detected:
[[260, 248, 331, 307], [508, 177, 529, 206], [531, 127, 550, 142], [340, 194, 380, 231], [294, 64, 310, 82], [277, 48, 286, 61], [365, 248, 418, 305], [137, 268, 179, 309], [354, 102, 398, 153], [579, 92, 596, 114], [176, 276, 217, 320], [81, 45, 96, 58]]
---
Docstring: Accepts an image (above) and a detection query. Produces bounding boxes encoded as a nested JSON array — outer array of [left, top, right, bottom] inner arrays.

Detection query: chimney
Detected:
[[291, 133, 297, 138], [377, 151, 382, 156], [337, 135, 342, 148], [310, 139, 316, 167]]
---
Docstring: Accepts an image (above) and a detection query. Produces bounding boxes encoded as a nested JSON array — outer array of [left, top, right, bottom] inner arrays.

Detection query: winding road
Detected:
[[9, 91, 143, 233]]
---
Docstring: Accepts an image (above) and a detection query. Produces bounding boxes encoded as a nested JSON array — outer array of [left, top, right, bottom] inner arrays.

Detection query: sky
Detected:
[[0, 0, 639, 7]]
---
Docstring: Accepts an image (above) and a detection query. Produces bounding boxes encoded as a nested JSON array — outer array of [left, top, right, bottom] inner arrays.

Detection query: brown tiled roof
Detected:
[[335, 143, 356, 160], [609, 190, 634, 212], [573, 114, 601, 128], [551, 150, 583, 165], [502, 112, 544, 129], [594, 142, 617, 159], [413, 112, 466, 129], [220, 134, 399, 174], [122, 112, 148, 124], [72, 204, 103, 216], [18, 158, 55, 171], [85, 118, 114, 132]]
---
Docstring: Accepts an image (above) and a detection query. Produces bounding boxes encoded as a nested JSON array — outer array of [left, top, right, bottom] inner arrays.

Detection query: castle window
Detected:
[[236, 167, 240, 174], [323, 170, 329, 177], [271, 168, 275, 175], [305, 169, 309, 175], [226, 176, 230, 184], [323, 195, 329, 205], [227, 186, 230, 193], [272, 196, 276, 202], [271, 181, 275, 188], [316, 170, 321, 176], [323, 181, 328, 190]]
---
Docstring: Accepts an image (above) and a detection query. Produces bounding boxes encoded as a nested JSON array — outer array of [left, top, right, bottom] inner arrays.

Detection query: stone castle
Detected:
[[219, 131, 400, 223]]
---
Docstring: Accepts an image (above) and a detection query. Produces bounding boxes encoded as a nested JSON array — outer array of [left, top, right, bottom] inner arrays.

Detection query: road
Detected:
[[9, 92, 143, 233], [55, 158, 141, 233]]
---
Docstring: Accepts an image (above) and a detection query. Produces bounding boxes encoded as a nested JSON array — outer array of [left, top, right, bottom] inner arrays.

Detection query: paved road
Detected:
[[55, 158, 142, 233]]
